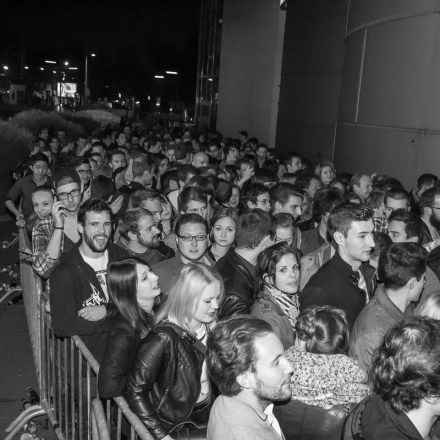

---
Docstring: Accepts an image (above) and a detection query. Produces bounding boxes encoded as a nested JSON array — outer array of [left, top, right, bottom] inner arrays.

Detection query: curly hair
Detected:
[[207, 316, 272, 396], [372, 317, 440, 413], [295, 306, 349, 354]]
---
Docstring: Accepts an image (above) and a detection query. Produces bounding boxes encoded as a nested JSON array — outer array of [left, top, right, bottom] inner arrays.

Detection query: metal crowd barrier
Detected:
[[5, 229, 153, 440]]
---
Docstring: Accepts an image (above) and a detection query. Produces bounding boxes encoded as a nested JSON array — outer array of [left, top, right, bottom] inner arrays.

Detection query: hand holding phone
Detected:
[[52, 201, 66, 228]]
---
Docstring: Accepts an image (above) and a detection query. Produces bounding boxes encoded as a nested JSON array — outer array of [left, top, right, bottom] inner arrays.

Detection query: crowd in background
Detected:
[[6, 120, 440, 440]]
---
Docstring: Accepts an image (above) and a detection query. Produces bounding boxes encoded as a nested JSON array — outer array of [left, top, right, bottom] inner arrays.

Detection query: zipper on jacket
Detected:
[[156, 388, 169, 411]]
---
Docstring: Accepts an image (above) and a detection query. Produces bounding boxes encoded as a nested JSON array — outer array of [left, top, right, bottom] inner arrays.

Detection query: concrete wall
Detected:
[[275, 0, 349, 162], [216, 0, 285, 147]]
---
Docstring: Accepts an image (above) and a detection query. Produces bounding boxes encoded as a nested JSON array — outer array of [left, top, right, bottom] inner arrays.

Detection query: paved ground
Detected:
[[0, 218, 56, 439]]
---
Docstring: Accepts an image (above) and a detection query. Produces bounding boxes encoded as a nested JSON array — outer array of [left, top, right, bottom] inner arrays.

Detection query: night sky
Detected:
[[0, 0, 201, 103]]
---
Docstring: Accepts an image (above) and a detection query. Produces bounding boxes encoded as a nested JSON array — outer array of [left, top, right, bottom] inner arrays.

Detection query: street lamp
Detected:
[[84, 52, 96, 108]]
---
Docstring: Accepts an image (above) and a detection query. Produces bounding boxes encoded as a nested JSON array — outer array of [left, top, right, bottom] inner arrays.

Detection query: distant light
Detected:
[[52, 70, 56, 74], [44, 60, 56, 64], [169, 107, 173, 112], [154, 75, 164, 79], [68, 67, 78, 70], [3, 66, 9, 71], [40, 67, 44, 71], [147, 95, 151, 100], [24, 66, 29, 70], [165, 71, 178, 75], [91, 53, 96, 57], [155, 102, 160, 107], [64, 61, 69, 66], [135, 101, 140, 105], [118, 93, 122, 98], [208, 78, 213, 82]]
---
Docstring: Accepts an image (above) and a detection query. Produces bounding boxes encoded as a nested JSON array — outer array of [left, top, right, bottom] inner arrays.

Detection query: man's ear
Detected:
[[273, 201, 281, 214], [333, 230, 345, 247], [127, 230, 137, 241], [247, 201, 256, 210], [236, 371, 253, 390], [77, 222, 84, 235]]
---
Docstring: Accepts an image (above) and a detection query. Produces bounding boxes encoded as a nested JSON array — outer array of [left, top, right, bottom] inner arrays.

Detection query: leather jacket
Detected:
[[275, 399, 349, 440], [125, 322, 206, 440], [215, 250, 255, 320]]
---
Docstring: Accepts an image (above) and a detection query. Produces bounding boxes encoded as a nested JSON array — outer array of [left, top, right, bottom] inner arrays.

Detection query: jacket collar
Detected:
[[374, 285, 405, 321]]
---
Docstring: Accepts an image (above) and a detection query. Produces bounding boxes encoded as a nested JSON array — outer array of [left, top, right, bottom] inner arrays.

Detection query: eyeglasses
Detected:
[[57, 188, 81, 200], [431, 206, 440, 210], [76, 169, 91, 174], [177, 234, 207, 242]]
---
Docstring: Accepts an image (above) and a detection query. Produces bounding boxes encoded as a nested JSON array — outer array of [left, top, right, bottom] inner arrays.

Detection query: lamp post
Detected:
[[84, 52, 95, 108]]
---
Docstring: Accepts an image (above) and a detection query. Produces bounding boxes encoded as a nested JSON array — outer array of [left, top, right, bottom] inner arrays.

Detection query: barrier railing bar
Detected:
[[91, 399, 111, 440]]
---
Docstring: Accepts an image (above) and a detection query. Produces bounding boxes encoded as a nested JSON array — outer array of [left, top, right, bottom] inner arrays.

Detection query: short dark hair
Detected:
[[207, 315, 272, 396], [269, 183, 303, 212], [388, 209, 423, 243], [311, 188, 345, 222], [235, 209, 275, 249], [132, 155, 154, 178], [385, 189, 410, 207], [77, 199, 112, 226], [240, 182, 268, 211], [90, 175, 115, 202], [417, 173, 437, 192], [31, 152, 50, 166], [295, 306, 349, 354], [178, 186, 207, 213], [419, 186, 440, 209], [327, 203, 373, 237], [118, 208, 152, 240], [130, 189, 162, 209], [174, 213, 209, 236], [372, 317, 440, 412], [32, 184, 54, 199], [378, 242, 426, 290], [366, 190, 386, 210]]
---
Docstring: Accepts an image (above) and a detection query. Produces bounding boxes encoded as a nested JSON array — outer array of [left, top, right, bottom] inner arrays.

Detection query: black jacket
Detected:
[[300, 252, 375, 329], [50, 243, 128, 363], [214, 249, 255, 320], [343, 394, 423, 440], [275, 399, 349, 440], [97, 312, 142, 398], [125, 322, 206, 440]]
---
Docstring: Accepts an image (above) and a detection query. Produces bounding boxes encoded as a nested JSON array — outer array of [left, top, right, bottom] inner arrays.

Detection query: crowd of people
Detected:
[[7, 122, 440, 440]]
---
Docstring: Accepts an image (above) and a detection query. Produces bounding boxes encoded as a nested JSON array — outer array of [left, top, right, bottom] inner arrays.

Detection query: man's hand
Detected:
[[77, 305, 107, 321], [52, 201, 66, 228]]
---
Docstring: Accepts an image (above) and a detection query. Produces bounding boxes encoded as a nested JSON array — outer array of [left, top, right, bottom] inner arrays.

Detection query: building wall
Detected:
[[275, 0, 349, 162], [216, 0, 285, 147], [335, 0, 440, 188]]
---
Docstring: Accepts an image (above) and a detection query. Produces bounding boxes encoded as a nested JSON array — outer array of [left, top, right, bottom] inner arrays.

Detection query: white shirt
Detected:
[[79, 250, 109, 301]]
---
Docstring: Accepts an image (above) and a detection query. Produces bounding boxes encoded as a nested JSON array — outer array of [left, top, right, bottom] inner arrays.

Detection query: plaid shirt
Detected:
[[32, 216, 64, 277]]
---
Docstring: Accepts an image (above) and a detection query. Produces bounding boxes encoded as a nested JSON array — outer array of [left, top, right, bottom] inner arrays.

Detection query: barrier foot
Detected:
[[4, 404, 46, 440], [0, 287, 22, 305]]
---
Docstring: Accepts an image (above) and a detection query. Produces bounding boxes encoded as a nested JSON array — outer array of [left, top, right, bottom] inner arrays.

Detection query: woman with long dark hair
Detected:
[[98, 257, 161, 398], [126, 262, 223, 440], [251, 242, 300, 349]]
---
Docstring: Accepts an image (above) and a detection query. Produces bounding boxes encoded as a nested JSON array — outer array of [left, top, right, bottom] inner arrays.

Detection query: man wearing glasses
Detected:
[[153, 213, 213, 295], [32, 168, 83, 278]]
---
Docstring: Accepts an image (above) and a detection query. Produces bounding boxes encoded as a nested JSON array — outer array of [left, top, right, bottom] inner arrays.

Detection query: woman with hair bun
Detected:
[[274, 305, 369, 440]]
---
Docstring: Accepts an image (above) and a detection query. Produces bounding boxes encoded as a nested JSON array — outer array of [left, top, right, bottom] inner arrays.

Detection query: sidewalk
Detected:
[[0, 302, 38, 434]]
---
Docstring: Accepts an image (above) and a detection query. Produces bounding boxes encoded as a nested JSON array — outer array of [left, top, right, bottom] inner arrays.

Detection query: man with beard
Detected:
[[50, 199, 128, 362], [300, 203, 376, 329], [419, 187, 440, 246], [206, 316, 293, 440], [116, 208, 174, 265]]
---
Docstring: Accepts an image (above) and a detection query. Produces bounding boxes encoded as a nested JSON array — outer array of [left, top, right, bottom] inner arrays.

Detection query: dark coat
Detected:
[[299, 252, 375, 329], [125, 322, 206, 440], [214, 250, 255, 320], [355, 394, 423, 440], [97, 312, 143, 398], [50, 243, 129, 363]]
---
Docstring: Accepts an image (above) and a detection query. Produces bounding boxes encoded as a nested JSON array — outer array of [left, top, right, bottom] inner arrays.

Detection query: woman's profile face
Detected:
[[190, 281, 221, 328], [274, 253, 300, 295], [212, 217, 236, 248], [136, 264, 161, 312]]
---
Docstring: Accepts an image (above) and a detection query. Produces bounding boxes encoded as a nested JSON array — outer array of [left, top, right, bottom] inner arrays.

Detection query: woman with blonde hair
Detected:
[[126, 262, 224, 440], [414, 293, 440, 319], [314, 161, 336, 187]]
